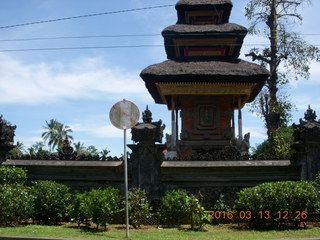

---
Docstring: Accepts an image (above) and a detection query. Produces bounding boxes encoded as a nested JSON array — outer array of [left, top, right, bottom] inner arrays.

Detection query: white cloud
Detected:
[[0, 54, 149, 104], [70, 122, 123, 139]]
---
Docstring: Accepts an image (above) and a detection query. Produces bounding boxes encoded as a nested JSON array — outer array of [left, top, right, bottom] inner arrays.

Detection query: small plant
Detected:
[[31, 180, 71, 223], [188, 195, 207, 230], [0, 184, 34, 225], [160, 189, 207, 229], [128, 188, 151, 229], [72, 187, 122, 230], [160, 189, 191, 226], [71, 191, 90, 227], [0, 166, 27, 185]]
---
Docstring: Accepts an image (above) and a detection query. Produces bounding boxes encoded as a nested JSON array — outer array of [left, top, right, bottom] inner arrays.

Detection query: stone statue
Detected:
[[240, 132, 250, 155], [142, 105, 152, 123], [164, 133, 178, 159], [304, 105, 317, 122], [60, 136, 74, 158]]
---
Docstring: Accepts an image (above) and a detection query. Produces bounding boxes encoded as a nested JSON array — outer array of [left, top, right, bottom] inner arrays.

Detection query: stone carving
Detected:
[[304, 105, 317, 122], [240, 132, 250, 154], [131, 106, 165, 144], [142, 105, 153, 123], [293, 106, 320, 141], [59, 136, 74, 159]]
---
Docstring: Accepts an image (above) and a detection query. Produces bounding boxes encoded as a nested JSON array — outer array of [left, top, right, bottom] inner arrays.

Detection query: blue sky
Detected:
[[1, 0, 319, 156]]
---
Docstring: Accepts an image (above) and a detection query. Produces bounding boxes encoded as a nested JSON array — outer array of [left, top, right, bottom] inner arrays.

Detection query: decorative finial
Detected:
[[142, 105, 152, 123], [304, 105, 317, 122]]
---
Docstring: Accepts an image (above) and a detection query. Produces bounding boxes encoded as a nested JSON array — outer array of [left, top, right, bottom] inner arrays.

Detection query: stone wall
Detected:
[[2, 160, 126, 192]]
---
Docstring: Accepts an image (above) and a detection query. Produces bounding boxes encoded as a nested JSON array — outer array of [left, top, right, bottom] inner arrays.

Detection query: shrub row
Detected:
[[0, 180, 70, 225], [0, 166, 319, 229]]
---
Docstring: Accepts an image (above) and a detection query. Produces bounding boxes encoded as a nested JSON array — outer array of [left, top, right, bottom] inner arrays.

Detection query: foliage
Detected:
[[160, 189, 190, 226], [160, 189, 206, 227], [8, 141, 26, 159], [128, 188, 152, 229], [0, 166, 28, 185], [41, 119, 73, 152], [72, 187, 122, 229], [0, 184, 34, 225], [188, 195, 207, 230], [253, 126, 294, 159], [71, 191, 90, 227], [245, 0, 320, 141], [212, 194, 231, 212], [100, 147, 110, 158], [31, 180, 71, 223], [315, 172, 320, 186], [86, 146, 99, 155], [73, 142, 87, 156], [27, 142, 50, 156], [235, 181, 318, 229]]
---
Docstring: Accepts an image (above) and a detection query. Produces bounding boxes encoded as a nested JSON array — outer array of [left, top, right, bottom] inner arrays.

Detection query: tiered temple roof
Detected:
[[140, 0, 269, 109]]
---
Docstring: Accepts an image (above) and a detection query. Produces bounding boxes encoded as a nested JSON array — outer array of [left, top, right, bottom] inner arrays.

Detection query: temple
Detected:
[[140, 0, 269, 156]]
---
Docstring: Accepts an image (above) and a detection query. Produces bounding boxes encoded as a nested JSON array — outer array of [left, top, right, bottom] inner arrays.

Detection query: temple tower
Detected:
[[140, 0, 269, 157]]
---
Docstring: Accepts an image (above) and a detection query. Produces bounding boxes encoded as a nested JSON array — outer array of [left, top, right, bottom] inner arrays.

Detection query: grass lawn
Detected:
[[0, 224, 319, 240]]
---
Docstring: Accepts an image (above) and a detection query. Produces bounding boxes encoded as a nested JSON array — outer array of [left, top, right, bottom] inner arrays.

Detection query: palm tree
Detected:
[[41, 119, 73, 152], [73, 141, 86, 155], [9, 141, 26, 158]]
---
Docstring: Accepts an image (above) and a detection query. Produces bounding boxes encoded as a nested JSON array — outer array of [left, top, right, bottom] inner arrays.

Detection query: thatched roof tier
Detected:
[[175, 0, 233, 24], [163, 23, 247, 34], [162, 24, 247, 60], [140, 59, 269, 105]]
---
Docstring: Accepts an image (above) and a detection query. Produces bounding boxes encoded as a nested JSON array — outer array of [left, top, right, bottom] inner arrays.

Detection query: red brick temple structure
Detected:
[[140, 0, 270, 157]]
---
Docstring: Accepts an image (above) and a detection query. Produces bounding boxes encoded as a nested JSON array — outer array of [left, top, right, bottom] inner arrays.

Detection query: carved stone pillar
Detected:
[[128, 107, 166, 200]]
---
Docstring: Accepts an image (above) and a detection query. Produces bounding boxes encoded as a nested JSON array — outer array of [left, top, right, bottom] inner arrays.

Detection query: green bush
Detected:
[[188, 195, 207, 230], [72, 187, 122, 229], [128, 188, 151, 229], [159, 189, 207, 229], [31, 180, 71, 223], [0, 184, 34, 225], [0, 166, 27, 185], [71, 191, 90, 227], [235, 181, 318, 229]]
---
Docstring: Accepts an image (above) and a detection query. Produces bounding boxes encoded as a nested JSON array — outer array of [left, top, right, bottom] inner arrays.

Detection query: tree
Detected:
[[86, 145, 99, 155], [9, 141, 26, 158], [100, 147, 110, 157], [27, 141, 48, 155], [245, 0, 320, 142], [73, 141, 86, 155], [41, 119, 73, 152]]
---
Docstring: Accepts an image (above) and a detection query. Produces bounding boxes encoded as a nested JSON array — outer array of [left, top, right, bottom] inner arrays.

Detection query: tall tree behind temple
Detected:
[[42, 119, 73, 152], [245, 0, 320, 142]]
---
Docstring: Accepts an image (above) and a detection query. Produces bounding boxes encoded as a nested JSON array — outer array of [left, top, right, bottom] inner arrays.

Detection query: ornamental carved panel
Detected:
[[194, 101, 220, 135]]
